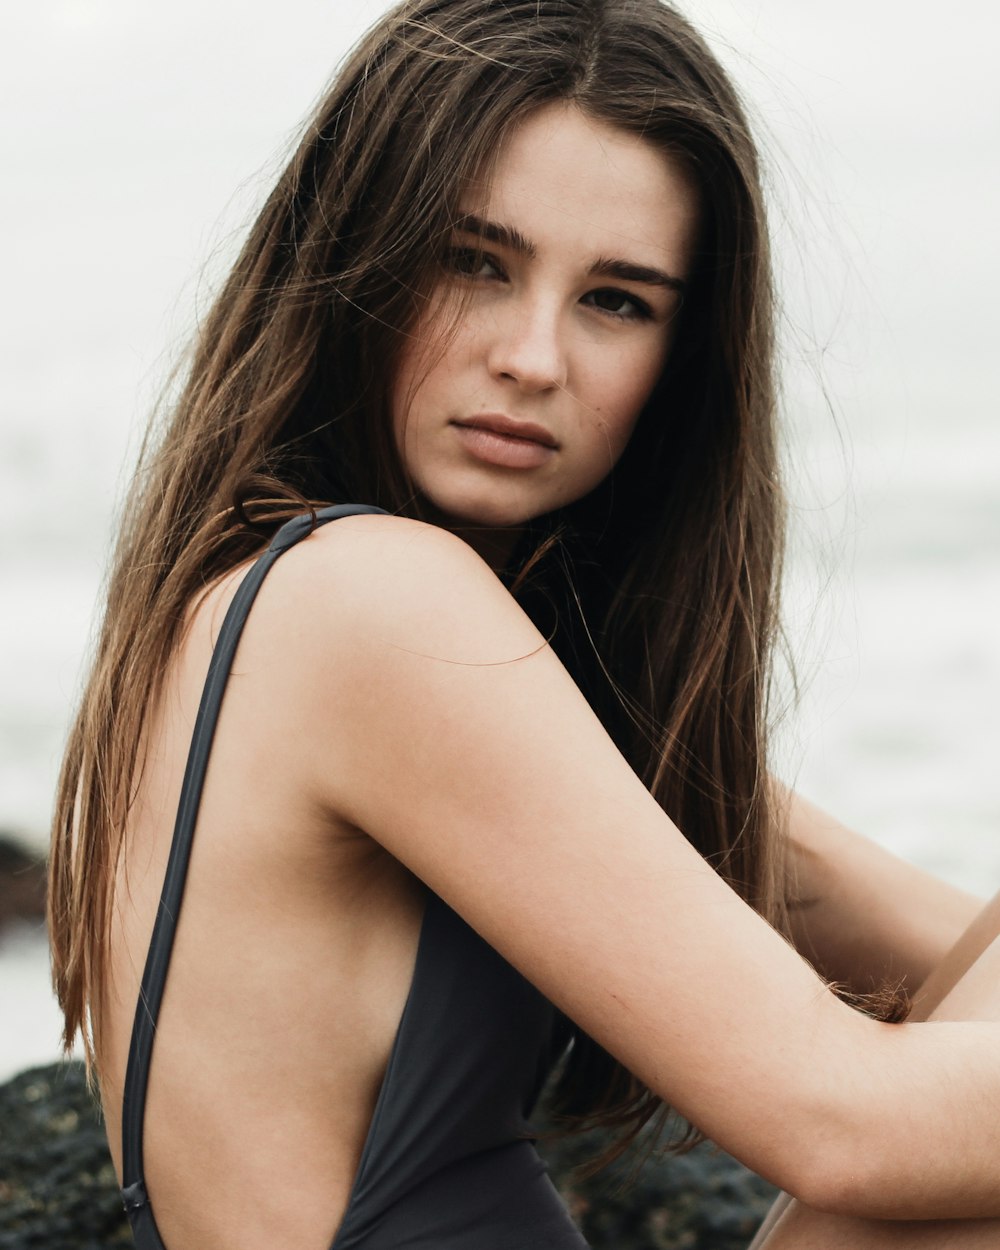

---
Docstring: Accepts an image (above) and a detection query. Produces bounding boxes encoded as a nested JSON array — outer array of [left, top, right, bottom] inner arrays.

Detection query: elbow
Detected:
[[786, 1154, 870, 1218], [780, 1133, 893, 1219], [770, 1019, 909, 1217]]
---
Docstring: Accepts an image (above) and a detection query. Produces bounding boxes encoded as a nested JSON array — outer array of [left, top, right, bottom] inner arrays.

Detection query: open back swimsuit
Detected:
[[119, 504, 591, 1249]]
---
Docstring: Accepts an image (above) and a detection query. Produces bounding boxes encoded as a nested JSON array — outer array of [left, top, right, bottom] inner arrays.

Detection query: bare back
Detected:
[[97, 531, 426, 1249], [94, 508, 587, 1250]]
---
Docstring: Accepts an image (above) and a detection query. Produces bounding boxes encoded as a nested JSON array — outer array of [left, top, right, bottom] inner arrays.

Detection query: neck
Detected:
[[447, 522, 524, 573], [412, 500, 524, 573]]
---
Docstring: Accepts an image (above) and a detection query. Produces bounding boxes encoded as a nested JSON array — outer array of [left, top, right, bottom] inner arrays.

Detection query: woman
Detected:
[[47, 1, 1000, 1248]]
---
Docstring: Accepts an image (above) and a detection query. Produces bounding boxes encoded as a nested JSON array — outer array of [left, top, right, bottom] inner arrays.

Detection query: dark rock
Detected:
[[0, 1064, 132, 1249], [0, 836, 46, 936], [537, 1118, 778, 1249], [0, 1062, 776, 1249]]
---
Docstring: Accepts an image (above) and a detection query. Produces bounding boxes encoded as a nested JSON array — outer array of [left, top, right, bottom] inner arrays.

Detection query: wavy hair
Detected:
[[50, 0, 788, 1164]]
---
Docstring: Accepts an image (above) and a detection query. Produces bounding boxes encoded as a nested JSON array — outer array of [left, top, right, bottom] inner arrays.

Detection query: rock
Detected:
[[0, 1061, 777, 1249], [0, 836, 46, 937], [537, 1117, 778, 1249], [0, 1064, 132, 1249]]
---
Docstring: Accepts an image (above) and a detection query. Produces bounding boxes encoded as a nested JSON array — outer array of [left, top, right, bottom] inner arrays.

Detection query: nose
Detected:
[[486, 295, 568, 394]]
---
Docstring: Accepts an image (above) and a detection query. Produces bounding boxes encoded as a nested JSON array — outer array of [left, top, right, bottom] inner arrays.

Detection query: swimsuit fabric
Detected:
[[119, 504, 590, 1249]]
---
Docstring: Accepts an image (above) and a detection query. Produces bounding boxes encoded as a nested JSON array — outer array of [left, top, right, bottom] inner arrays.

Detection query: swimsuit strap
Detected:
[[120, 504, 387, 1220]]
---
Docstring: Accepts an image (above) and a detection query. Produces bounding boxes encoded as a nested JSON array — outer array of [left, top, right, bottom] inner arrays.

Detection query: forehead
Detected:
[[460, 102, 700, 276]]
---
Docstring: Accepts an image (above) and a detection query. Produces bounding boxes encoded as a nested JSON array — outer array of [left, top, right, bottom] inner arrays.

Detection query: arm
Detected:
[[753, 893, 1000, 1248], [278, 516, 1000, 1219], [781, 789, 984, 997]]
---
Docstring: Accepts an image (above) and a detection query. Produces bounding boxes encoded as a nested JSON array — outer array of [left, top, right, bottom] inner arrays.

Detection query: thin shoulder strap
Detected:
[[120, 504, 386, 1225]]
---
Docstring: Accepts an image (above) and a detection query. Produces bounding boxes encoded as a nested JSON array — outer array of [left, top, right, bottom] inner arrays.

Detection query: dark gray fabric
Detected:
[[120, 504, 589, 1249]]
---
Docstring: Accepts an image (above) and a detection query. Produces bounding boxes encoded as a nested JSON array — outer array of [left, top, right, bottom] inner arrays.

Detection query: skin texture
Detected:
[[393, 103, 699, 548]]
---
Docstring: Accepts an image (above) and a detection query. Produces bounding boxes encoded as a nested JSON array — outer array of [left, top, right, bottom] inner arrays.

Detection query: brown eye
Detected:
[[585, 288, 651, 320], [445, 247, 504, 280]]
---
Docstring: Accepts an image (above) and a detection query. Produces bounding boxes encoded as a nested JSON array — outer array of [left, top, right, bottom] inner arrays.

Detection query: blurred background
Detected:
[[2, 0, 998, 1079]]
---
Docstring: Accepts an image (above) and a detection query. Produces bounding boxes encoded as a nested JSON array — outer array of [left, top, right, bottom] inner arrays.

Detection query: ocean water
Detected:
[[3, 0, 999, 1081]]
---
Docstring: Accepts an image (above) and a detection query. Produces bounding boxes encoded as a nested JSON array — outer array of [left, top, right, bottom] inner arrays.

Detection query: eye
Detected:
[[584, 288, 652, 321], [444, 246, 505, 281]]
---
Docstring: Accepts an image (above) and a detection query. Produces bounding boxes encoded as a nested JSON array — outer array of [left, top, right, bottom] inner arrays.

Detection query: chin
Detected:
[[422, 485, 554, 532]]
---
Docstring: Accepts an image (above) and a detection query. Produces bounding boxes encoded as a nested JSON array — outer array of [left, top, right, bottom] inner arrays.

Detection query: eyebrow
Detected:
[[455, 213, 536, 258], [454, 212, 687, 293], [590, 256, 686, 293]]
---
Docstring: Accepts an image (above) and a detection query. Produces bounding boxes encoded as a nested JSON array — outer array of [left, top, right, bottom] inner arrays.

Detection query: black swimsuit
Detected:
[[119, 504, 590, 1249]]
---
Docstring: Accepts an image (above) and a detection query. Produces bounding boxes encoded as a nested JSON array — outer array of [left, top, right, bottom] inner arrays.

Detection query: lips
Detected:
[[450, 414, 558, 470], [452, 414, 558, 448]]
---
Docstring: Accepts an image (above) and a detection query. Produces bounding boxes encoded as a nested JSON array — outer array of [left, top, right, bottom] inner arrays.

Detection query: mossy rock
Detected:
[[0, 1064, 133, 1249]]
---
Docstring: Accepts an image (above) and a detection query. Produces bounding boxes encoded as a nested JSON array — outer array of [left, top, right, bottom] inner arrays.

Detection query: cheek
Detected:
[[391, 299, 473, 446], [390, 338, 443, 457], [390, 380, 418, 485], [592, 341, 668, 453]]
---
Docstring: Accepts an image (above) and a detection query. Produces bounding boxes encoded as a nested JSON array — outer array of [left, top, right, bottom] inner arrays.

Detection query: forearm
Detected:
[[783, 791, 983, 994]]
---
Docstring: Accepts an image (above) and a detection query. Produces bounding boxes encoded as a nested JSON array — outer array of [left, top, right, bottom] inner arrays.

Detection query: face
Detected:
[[392, 102, 701, 548]]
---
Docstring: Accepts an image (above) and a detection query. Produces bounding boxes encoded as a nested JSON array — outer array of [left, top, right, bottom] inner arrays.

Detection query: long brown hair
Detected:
[[50, 0, 787, 1161]]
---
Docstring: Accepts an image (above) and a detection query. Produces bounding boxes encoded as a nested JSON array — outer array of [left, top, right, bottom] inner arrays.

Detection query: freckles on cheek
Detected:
[[627, 344, 671, 413]]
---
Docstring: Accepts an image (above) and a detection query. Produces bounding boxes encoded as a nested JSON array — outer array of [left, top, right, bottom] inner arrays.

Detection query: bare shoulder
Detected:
[[260, 513, 544, 668], [238, 513, 558, 817]]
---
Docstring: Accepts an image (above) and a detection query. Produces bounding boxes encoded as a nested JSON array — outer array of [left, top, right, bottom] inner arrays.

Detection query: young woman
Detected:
[[47, 1, 1000, 1248]]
